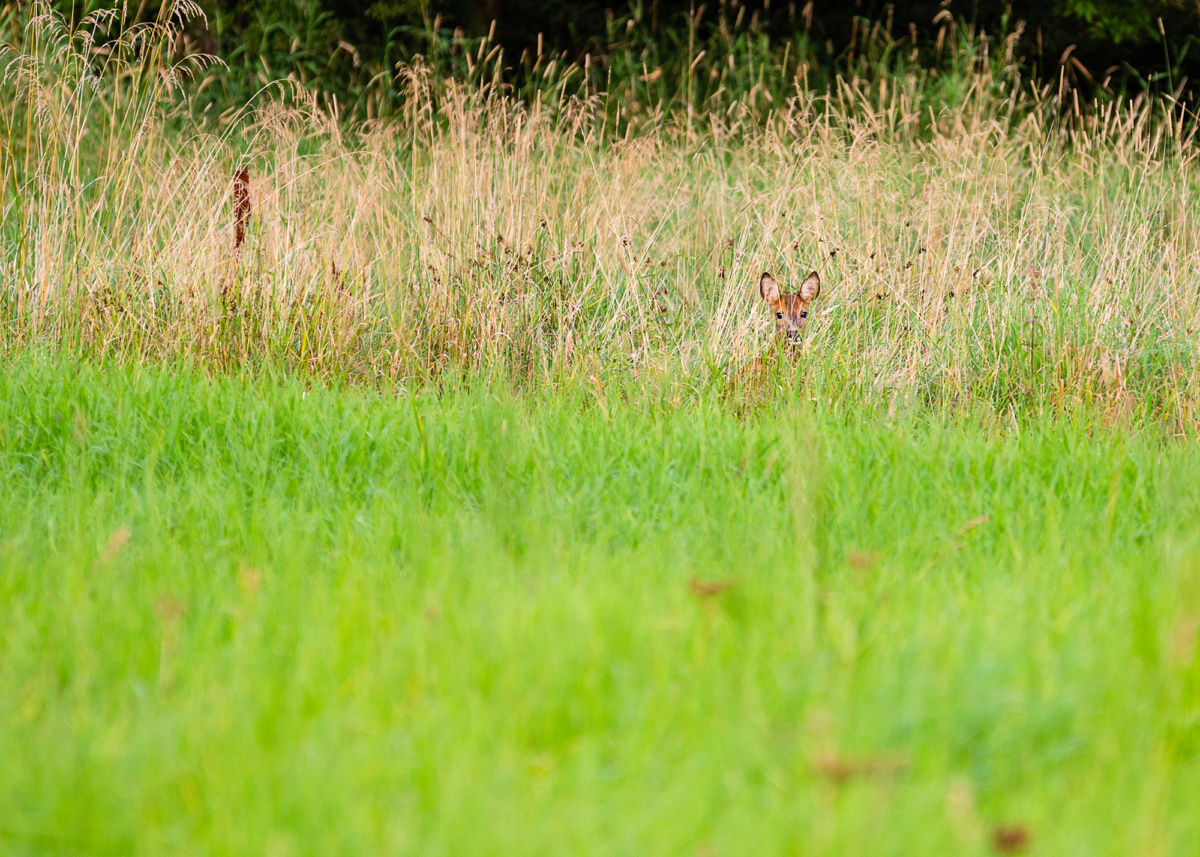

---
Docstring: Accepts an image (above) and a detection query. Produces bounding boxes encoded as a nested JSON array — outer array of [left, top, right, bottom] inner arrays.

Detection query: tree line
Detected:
[[31, 0, 1200, 119]]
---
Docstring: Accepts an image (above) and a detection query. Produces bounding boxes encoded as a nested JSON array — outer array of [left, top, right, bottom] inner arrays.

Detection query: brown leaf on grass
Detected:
[[956, 514, 990, 535], [991, 825, 1032, 853], [236, 565, 262, 593], [811, 752, 907, 784], [155, 594, 185, 623], [99, 525, 131, 566], [846, 550, 878, 569], [688, 577, 736, 598]]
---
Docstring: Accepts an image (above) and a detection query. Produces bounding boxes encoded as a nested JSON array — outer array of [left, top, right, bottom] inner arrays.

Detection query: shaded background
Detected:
[[204, 0, 1197, 84], [24, 0, 1200, 118]]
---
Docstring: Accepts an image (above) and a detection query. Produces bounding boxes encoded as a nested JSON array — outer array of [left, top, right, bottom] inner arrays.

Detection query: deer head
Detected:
[[760, 271, 820, 347]]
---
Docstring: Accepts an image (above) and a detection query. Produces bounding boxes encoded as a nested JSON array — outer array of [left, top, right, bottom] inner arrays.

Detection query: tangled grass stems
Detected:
[[1, 2, 1199, 431]]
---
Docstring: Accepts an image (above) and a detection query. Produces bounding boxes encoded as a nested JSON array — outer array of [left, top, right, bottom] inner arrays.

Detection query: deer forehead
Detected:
[[775, 294, 810, 313]]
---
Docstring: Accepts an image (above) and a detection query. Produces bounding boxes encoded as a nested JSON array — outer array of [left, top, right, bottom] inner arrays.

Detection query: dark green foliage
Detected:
[[23, 0, 1200, 121]]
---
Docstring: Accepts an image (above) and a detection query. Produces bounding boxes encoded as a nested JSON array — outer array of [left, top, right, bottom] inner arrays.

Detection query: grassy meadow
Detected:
[[3, 354, 1200, 856], [3, 2, 1200, 854], [4, 4, 1200, 425]]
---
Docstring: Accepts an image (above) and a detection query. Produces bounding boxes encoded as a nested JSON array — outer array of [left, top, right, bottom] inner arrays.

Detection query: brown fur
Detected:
[[729, 270, 822, 394], [759, 270, 820, 346]]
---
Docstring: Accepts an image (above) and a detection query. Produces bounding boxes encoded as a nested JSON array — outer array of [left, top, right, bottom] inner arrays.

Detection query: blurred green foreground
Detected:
[[0, 354, 1198, 855]]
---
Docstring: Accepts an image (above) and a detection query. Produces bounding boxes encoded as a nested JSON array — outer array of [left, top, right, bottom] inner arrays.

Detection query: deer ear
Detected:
[[799, 271, 820, 302], [759, 272, 781, 302]]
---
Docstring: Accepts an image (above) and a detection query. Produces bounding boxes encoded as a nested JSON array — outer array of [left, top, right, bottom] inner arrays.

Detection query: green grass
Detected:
[[2, 352, 1199, 855], [4, 7, 1200, 853]]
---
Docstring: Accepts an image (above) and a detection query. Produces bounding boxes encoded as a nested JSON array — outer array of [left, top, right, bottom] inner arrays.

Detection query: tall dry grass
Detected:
[[2, 2, 1200, 428]]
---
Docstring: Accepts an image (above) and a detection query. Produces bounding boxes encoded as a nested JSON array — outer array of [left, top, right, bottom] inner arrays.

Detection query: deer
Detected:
[[760, 270, 821, 346], [729, 270, 822, 392]]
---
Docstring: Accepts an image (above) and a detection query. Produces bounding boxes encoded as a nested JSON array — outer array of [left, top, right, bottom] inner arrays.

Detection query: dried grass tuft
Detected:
[[3, 4, 1199, 428]]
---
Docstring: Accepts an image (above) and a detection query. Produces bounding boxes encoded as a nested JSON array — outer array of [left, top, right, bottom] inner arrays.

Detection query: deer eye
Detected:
[[800, 311, 808, 318], [775, 312, 783, 319]]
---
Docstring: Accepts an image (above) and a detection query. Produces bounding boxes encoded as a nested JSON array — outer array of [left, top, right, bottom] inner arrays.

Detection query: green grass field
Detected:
[[4, 5, 1200, 853], [2, 353, 1199, 855]]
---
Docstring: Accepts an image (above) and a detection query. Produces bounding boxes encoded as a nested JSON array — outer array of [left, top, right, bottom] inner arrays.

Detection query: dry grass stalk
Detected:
[[2, 3, 1199, 426], [233, 167, 251, 253]]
